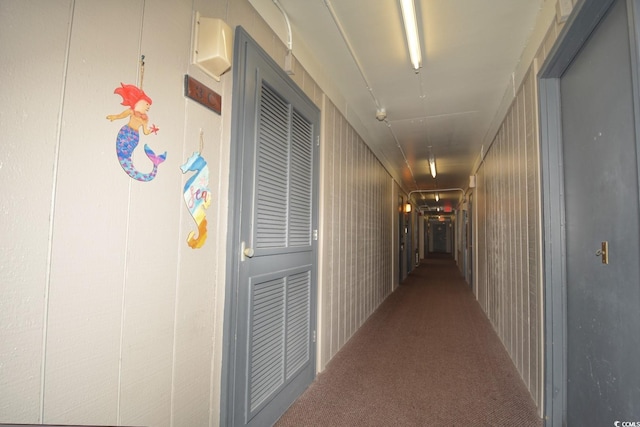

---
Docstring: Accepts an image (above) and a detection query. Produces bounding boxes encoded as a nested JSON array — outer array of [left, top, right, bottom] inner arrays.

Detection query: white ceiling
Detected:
[[249, 0, 546, 209]]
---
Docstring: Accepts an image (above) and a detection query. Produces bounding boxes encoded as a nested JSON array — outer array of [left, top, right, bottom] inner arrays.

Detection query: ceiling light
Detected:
[[429, 153, 437, 178], [435, 193, 439, 202], [404, 203, 412, 213], [399, 0, 422, 70]]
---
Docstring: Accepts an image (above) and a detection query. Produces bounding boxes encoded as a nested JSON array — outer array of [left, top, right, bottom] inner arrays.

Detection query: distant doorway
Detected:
[[429, 218, 451, 254]]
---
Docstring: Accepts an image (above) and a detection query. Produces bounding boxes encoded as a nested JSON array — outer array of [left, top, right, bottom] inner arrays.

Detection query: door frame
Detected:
[[538, 0, 640, 425], [220, 26, 320, 426]]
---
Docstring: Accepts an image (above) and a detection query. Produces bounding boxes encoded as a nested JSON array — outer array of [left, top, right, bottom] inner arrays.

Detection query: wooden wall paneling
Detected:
[[345, 127, 352, 340], [337, 114, 345, 350], [478, 58, 546, 406], [514, 104, 521, 366], [333, 108, 341, 357], [342, 116, 349, 345], [510, 107, 516, 360], [519, 85, 531, 389], [367, 150, 373, 315], [0, 1, 71, 422], [497, 125, 505, 343], [354, 137, 360, 329], [529, 65, 543, 406], [493, 144, 500, 328], [331, 104, 340, 361], [506, 114, 512, 352], [485, 149, 491, 318], [364, 140, 369, 323], [318, 98, 329, 369], [484, 155, 498, 322], [523, 71, 535, 392], [477, 166, 486, 310], [358, 140, 371, 327], [508, 109, 515, 358], [355, 132, 361, 330], [489, 147, 495, 322], [355, 133, 359, 327], [352, 129, 358, 337], [344, 124, 350, 337], [380, 160, 385, 302], [118, 1, 192, 425], [518, 91, 526, 376], [493, 132, 500, 335], [376, 154, 381, 308], [508, 104, 516, 363], [44, 1, 142, 423], [515, 97, 523, 372], [385, 167, 390, 295], [501, 124, 508, 344], [494, 143, 500, 327], [315, 103, 394, 370], [172, 5, 227, 423], [363, 149, 369, 317], [352, 130, 357, 331], [329, 104, 338, 359]]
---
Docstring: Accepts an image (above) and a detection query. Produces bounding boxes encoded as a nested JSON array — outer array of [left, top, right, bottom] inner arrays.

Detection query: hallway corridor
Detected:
[[275, 256, 542, 426]]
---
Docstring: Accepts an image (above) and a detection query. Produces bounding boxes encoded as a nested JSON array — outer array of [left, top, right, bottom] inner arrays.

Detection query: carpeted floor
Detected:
[[275, 255, 543, 427]]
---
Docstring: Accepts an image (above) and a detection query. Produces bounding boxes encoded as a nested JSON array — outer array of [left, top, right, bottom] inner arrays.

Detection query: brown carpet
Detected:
[[275, 255, 543, 427]]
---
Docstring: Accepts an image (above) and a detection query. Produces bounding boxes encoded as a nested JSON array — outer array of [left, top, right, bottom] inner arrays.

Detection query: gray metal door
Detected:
[[225, 28, 319, 427], [432, 221, 448, 253], [560, 0, 640, 424]]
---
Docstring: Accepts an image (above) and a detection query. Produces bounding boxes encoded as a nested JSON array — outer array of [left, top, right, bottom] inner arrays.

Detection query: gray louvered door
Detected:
[[231, 29, 319, 427]]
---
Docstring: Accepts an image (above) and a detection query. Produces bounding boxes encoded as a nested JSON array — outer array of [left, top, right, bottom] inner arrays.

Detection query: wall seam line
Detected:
[[39, 0, 76, 422]]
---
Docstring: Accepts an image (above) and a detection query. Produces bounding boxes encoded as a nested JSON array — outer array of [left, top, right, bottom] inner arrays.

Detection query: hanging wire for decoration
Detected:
[[139, 55, 145, 89]]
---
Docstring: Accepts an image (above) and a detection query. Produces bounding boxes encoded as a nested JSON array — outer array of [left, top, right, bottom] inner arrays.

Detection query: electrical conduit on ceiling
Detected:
[[272, 0, 295, 74], [272, 0, 292, 52], [322, 0, 418, 190]]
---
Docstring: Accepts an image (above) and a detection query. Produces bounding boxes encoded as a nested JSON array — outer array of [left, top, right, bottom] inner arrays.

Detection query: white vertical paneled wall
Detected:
[[0, 0, 270, 425], [318, 97, 394, 370], [475, 17, 566, 413], [0, 2, 72, 422]]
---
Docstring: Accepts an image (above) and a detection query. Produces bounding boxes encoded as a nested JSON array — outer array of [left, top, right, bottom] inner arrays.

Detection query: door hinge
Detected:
[[313, 229, 318, 241], [312, 330, 316, 343]]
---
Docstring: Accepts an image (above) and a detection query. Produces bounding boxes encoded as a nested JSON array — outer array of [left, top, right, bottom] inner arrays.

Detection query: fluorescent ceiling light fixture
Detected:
[[400, 0, 422, 70], [429, 154, 437, 178]]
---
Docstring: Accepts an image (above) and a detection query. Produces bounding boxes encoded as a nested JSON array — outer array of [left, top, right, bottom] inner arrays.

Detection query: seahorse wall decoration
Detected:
[[180, 152, 211, 249], [107, 83, 167, 181]]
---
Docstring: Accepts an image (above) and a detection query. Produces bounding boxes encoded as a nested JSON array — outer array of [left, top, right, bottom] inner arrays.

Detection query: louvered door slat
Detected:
[[288, 110, 313, 247], [249, 277, 285, 412], [256, 84, 289, 249], [286, 271, 310, 378]]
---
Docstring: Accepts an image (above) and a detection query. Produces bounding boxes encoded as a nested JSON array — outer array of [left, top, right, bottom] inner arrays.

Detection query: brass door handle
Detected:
[[596, 241, 608, 264]]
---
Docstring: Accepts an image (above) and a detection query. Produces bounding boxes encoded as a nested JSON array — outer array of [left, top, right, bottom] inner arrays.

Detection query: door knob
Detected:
[[241, 241, 254, 261]]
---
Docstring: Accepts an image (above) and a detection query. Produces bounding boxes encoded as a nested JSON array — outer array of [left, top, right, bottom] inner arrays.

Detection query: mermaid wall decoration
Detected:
[[107, 83, 167, 181], [180, 150, 211, 248]]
